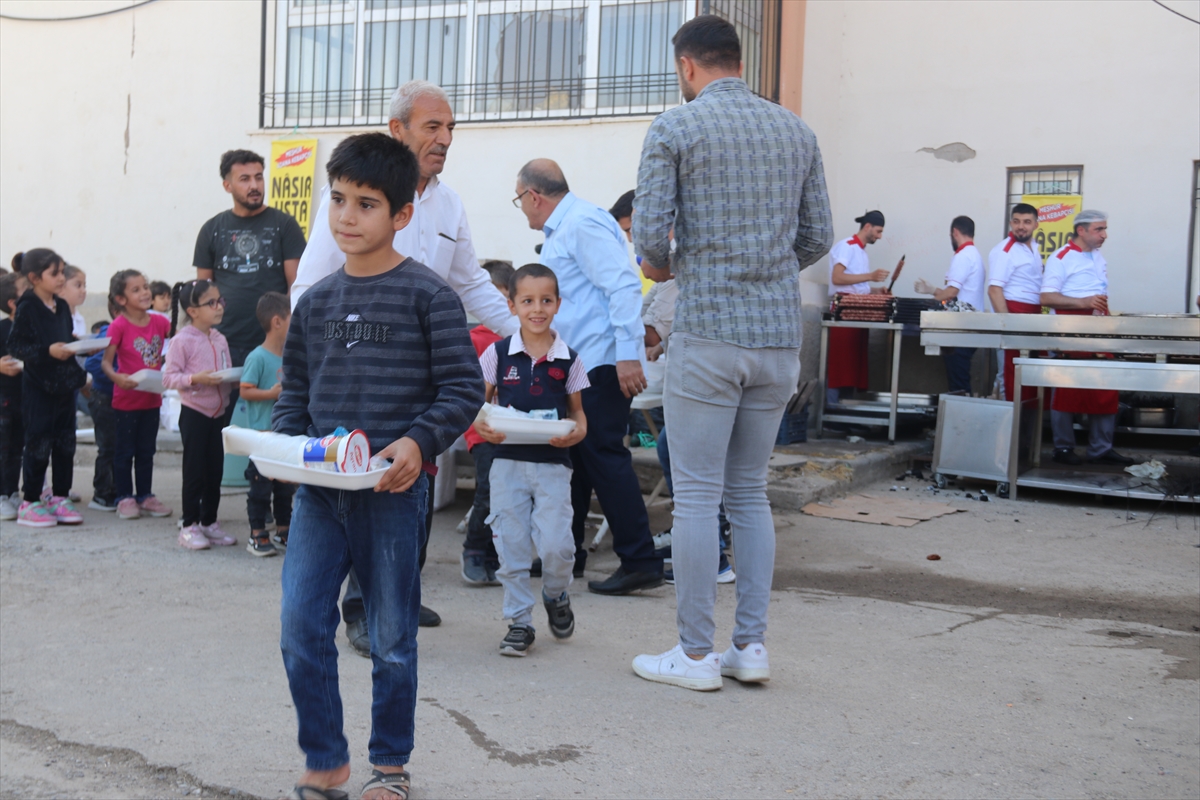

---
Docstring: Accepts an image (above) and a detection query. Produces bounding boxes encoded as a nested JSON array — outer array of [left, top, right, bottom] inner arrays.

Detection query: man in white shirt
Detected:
[[1039, 209, 1133, 467], [293, 80, 518, 649], [825, 210, 889, 407], [292, 81, 515, 335], [987, 203, 1044, 401], [926, 216, 984, 393]]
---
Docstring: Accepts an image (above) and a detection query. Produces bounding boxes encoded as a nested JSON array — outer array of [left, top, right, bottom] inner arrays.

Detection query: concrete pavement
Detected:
[[1, 457, 1197, 799]]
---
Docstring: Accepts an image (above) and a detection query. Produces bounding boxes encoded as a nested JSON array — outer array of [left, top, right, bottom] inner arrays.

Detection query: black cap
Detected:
[[855, 210, 885, 227]]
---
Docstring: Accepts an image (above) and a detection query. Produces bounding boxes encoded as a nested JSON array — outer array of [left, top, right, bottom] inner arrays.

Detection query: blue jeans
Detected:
[[280, 476, 427, 771]]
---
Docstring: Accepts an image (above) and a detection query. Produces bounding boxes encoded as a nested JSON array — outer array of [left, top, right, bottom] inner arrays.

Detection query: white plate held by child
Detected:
[[249, 456, 389, 490], [487, 416, 576, 445], [62, 337, 111, 355], [129, 369, 164, 394], [210, 367, 244, 382]]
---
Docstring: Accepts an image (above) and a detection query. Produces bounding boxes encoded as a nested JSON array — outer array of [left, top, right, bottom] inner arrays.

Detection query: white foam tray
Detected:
[[488, 417, 576, 445], [249, 456, 389, 490], [129, 369, 164, 394], [210, 367, 244, 382], [63, 337, 111, 354]]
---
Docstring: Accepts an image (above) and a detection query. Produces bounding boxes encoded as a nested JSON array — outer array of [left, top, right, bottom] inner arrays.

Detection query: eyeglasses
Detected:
[[512, 189, 532, 208], [198, 296, 226, 309]]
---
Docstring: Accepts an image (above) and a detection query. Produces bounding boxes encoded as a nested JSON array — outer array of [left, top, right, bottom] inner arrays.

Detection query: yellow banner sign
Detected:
[[1022, 193, 1083, 263], [269, 139, 318, 238]]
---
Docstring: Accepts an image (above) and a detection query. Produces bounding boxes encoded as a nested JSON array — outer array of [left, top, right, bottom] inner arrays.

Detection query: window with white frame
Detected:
[[261, 0, 780, 127]]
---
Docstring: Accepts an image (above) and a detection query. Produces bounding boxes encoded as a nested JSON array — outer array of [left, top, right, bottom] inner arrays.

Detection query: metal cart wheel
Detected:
[[934, 473, 948, 490], [996, 482, 1010, 499]]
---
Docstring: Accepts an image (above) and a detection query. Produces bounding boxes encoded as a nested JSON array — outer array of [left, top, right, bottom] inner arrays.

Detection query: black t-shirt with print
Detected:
[[193, 207, 306, 358]]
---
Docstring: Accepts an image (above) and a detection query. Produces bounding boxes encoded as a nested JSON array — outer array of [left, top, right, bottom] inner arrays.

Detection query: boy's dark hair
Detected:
[[508, 263, 559, 299], [91, 319, 108, 333], [326, 132, 419, 216], [149, 280, 172, 298], [170, 279, 217, 337], [11, 249, 64, 281], [672, 14, 741, 72], [609, 189, 635, 221], [481, 260, 515, 290], [1011, 203, 1038, 219], [951, 215, 975, 238], [220, 149, 264, 180], [0, 272, 26, 314], [256, 291, 291, 333]]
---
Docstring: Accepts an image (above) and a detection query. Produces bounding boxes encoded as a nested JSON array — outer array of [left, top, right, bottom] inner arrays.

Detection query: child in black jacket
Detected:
[[6, 249, 86, 526]]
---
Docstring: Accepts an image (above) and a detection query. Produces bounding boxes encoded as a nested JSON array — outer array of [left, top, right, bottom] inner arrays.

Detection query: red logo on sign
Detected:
[[1037, 202, 1077, 223], [275, 145, 313, 169]]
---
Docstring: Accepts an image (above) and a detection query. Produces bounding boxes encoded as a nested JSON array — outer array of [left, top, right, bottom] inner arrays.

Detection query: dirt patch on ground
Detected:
[[0, 719, 256, 800], [775, 566, 1200, 679]]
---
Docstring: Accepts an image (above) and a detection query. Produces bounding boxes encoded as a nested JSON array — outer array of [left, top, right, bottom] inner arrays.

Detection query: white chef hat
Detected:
[[1073, 209, 1108, 226]]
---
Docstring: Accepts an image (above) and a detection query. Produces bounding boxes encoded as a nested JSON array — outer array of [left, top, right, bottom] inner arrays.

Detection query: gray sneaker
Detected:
[[346, 618, 370, 658], [461, 550, 489, 585]]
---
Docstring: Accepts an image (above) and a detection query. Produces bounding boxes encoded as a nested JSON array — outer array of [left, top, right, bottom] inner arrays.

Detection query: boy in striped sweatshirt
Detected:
[[272, 133, 483, 800]]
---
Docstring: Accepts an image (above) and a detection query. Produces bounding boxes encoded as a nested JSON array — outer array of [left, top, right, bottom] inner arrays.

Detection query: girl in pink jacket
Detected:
[[163, 280, 235, 551]]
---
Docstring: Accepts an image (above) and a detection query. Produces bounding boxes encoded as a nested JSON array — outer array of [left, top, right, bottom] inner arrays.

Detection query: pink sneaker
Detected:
[[116, 498, 141, 519], [44, 496, 83, 525], [138, 496, 172, 518], [201, 522, 236, 546], [17, 500, 58, 528], [178, 525, 211, 550]]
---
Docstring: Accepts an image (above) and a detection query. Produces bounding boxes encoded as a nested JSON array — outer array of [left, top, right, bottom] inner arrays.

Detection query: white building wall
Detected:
[[3, 0, 1197, 322], [0, 0, 262, 307], [0, 1, 651, 320], [797, 0, 1200, 314]]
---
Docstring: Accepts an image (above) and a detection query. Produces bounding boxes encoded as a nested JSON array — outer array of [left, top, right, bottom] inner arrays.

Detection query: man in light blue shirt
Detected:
[[514, 159, 664, 595]]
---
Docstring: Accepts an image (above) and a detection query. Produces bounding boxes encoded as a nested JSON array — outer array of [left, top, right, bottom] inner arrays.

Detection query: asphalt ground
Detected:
[[1, 459, 1197, 799]]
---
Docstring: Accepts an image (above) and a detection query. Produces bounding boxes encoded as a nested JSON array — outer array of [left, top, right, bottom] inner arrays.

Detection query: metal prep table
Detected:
[[816, 320, 916, 442], [1009, 359, 1200, 501], [919, 311, 1200, 501]]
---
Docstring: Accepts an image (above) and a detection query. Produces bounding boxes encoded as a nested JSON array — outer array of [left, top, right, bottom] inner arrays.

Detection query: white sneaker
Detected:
[[632, 644, 722, 691], [0, 496, 16, 521], [720, 642, 770, 683]]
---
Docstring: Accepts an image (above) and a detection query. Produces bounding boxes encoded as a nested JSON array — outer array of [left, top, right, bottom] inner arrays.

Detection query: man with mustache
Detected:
[[987, 202, 1044, 402], [292, 80, 518, 647], [195, 150, 307, 375]]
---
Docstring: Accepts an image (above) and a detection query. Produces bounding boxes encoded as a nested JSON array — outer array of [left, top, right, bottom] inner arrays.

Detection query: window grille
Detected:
[[1005, 166, 1083, 222], [260, 0, 782, 127]]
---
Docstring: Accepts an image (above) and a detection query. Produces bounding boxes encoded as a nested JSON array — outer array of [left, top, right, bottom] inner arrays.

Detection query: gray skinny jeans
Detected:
[[664, 332, 800, 655]]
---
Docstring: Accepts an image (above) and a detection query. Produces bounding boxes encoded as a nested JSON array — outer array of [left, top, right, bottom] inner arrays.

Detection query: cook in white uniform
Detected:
[[987, 203, 1044, 401], [915, 215, 984, 393]]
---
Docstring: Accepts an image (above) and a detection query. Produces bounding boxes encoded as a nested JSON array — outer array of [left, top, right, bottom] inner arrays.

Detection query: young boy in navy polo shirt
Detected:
[[475, 263, 589, 656]]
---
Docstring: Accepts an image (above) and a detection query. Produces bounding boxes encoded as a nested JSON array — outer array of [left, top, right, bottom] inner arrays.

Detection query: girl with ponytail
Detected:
[[101, 269, 173, 522]]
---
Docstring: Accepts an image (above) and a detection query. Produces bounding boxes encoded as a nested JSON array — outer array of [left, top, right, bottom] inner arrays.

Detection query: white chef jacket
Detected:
[[292, 176, 518, 336], [1041, 241, 1108, 299], [827, 235, 870, 297], [987, 234, 1044, 305], [944, 242, 986, 310]]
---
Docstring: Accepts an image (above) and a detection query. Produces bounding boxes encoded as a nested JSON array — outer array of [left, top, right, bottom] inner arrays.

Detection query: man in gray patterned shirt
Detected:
[[631, 14, 832, 691]]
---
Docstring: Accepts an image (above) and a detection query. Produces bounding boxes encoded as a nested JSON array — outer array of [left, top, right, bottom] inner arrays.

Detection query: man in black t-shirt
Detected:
[[194, 149, 307, 367]]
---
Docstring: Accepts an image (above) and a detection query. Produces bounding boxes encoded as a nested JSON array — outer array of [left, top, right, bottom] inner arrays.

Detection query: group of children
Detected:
[[0, 254, 294, 559]]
